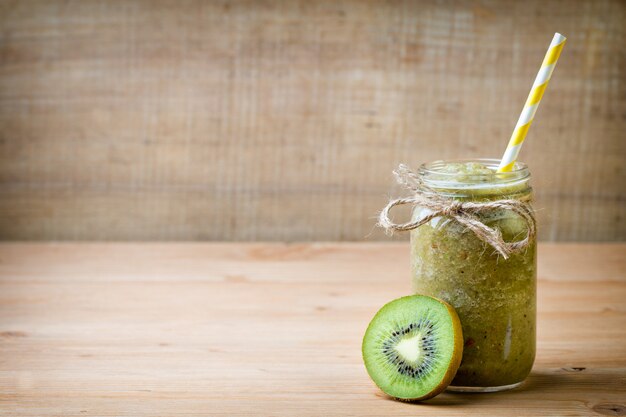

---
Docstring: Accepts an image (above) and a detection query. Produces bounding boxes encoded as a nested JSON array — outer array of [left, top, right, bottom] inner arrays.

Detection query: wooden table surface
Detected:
[[0, 243, 624, 416]]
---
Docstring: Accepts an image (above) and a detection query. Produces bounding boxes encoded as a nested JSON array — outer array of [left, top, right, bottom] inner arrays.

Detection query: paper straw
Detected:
[[497, 33, 566, 172]]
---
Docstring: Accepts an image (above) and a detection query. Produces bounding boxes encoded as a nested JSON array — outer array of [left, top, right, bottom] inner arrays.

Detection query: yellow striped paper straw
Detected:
[[497, 33, 566, 172]]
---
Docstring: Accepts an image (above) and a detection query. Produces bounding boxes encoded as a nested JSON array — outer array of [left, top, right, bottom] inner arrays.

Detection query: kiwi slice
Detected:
[[362, 295, 463, 401]]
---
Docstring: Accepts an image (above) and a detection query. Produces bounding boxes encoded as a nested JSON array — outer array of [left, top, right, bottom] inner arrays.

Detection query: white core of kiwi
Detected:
[[395, 335, 422, 363]]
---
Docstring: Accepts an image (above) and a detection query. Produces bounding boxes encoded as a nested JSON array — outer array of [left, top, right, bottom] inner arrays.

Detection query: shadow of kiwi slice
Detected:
[[362, 295, 463, 401]]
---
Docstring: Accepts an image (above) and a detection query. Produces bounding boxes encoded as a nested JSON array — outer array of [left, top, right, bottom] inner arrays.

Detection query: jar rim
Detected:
[[417, 158, 530, 190]]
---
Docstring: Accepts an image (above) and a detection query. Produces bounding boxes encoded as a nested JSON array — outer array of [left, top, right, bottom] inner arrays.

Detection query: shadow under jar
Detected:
[[410, 159, 536, 392]]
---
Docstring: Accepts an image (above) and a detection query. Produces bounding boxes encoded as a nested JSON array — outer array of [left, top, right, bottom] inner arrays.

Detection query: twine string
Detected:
[[378, 164, 536, 259]]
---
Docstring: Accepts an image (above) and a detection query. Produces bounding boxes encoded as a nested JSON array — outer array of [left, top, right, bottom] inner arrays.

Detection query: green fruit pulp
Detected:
[[362, 295, 460, 400]]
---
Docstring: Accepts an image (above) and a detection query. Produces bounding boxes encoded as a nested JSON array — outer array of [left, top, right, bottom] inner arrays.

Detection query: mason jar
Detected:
[[410, 159, 536, 392]]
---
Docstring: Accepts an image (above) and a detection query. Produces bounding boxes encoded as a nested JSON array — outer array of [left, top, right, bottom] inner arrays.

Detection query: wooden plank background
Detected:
[[0, 0, 623, 241]]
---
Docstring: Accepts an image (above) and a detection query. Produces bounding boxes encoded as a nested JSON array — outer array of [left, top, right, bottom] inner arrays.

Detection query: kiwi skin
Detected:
[[362, 295, 464, 402]]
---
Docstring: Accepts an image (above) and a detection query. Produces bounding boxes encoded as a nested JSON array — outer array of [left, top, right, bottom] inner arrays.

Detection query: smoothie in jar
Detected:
[[410, 159, 536, 391]]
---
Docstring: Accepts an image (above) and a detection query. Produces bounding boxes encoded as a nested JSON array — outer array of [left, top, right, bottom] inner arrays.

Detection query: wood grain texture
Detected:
[[0, 243, 625, 416], [0, 1, 624, 241]]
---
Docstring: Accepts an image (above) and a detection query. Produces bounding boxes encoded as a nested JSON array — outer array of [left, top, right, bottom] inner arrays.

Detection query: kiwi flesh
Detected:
[[362, 295, 463, 401]]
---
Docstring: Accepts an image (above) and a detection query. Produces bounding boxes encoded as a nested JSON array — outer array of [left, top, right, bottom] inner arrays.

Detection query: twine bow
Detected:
[[378, 164, 536, 259]]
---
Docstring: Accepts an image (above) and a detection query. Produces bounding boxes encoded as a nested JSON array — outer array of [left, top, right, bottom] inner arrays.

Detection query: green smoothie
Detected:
[[410, 160, 536, 390]]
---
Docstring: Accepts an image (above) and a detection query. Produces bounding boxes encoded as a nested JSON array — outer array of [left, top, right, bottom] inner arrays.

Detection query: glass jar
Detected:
[[410, 159, 536, 392]]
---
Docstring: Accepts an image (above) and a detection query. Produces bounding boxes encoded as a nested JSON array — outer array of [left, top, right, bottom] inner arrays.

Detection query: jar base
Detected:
[[447, 381, 523, 393]]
